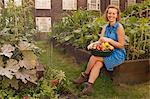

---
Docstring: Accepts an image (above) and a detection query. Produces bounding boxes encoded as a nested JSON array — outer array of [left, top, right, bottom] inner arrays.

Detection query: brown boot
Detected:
[[78, 82, 93, 96], [73, 72, 89, 85]]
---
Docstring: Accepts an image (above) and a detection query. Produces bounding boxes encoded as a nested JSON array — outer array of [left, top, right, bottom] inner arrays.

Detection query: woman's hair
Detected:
[[103, 5, 121, 21]]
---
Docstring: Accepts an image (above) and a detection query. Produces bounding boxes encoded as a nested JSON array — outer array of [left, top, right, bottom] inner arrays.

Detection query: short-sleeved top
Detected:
[[103, 22, 126, 71]]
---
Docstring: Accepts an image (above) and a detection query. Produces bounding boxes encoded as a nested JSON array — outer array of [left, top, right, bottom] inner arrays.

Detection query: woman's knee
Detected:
[[94, 61, 103, 68], [89, 55, 103, 62], [89, 55, 98, 61]]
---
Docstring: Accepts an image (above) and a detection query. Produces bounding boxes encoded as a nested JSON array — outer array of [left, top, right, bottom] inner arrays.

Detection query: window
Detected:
[[35, 0, 51, 9], [4, 0, 9, 6], [4, 0, 22, 6], [87, 0, 100, 11], [110, 0, 119, 6], [127, 0, 136, 6], [62, 0, 77, 10], [14, 0, 22, 6], [36, 17, 51, 32]]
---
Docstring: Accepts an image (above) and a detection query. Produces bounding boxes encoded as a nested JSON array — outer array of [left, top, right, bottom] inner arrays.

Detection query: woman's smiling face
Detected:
[[107, 8, 118, 22]]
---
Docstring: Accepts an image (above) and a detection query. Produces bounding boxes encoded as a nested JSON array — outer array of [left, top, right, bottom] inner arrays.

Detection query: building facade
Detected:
[[1, 0, 144, 39]]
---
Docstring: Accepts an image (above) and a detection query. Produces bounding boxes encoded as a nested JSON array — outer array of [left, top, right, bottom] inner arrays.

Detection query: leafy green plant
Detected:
[[122, 0, 150, 18], [121, 0, 150, 60], [0, 67, 69, 99], [53, 3, 150, 60], [24, 67, 68, 98], [0, 0, 41, 98], [122, 16, 150, 60], [52, 9, 105, 49], [0, 1, 72, 98]]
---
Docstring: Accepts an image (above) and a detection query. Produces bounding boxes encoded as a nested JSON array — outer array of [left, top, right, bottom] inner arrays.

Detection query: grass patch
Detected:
[[37, 41, 150, 99]]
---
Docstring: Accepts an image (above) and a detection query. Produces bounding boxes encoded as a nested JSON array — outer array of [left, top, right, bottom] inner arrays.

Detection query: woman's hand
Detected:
[[100, 37, 112, 43], [87, 43, 94, 50], [87, 41, 100, 50]]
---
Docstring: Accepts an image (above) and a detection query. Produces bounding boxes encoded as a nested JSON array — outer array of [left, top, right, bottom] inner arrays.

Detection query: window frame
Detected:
[[62, 0, 77, 10], [4, 0, 9, 7], [35, 17, 52, 32], [110, 0, 120, 7], [127, 0, 136, 6], [4, 0, 22, 7], [35, 0, 51, 9], [14, 0, 22, 6], [87, 0, 101, 11]]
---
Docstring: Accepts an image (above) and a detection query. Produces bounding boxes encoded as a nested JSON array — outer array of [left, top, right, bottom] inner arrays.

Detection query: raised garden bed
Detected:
[[112, 59, 149, 84], [50, 38, 150, 84]]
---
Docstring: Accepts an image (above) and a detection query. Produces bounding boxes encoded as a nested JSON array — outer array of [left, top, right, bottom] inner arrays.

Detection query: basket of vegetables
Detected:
[[88, 42, 114, 57]]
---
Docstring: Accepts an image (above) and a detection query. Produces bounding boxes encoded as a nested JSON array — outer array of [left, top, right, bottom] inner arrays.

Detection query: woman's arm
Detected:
[[106, 23, 125, 49]]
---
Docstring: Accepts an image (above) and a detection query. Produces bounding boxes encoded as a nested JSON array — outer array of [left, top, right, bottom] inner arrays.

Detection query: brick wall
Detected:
[[136, 0, 144, 3], [35, 0, 63, 25], [51, 0, 63, 24], [34, 0, 144, 39], [35, 9, 51, 17], [120, 0, 126, 12], [1, 0, 144, 40], [34, 0, 144, 26], [77, 0, 87, 9]]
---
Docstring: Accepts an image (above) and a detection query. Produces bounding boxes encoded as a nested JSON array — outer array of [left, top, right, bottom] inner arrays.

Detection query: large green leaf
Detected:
[[0, 59, 19, 79], [0, 67, 14, 79], [0, 28, 10, 36], [0, 44, 15, 58], [64, 35, 74, 41], [1, 77, 10, 89], [15, 69, 37, 84], [17, 41, 32, 50], [6, 59, 20, 72], [19, 50, 37, 69], [9, 77, 19, 90]]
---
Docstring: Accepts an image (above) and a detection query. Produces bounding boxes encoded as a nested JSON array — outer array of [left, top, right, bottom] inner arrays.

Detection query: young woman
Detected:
[[73, 5, 126, 96]]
